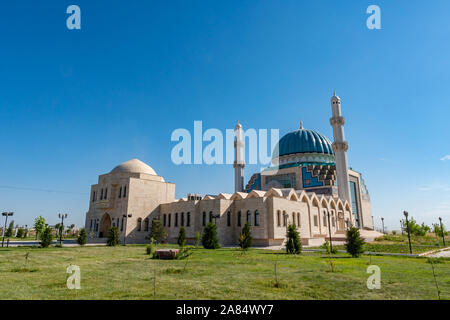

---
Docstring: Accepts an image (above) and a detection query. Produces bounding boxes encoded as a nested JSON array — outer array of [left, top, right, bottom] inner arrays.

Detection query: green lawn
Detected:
[[0, 245, 449, 300]]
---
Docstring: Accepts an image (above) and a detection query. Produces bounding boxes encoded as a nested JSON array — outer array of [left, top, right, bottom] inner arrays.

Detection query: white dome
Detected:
[[110, 159, 157, 176]]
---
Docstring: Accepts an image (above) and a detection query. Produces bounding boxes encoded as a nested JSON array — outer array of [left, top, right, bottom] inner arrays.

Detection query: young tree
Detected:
[[239, 222, 253, 250], [77, 228, 87, 245], [177, 226, 186, 247], [107, 226, 120, 246], [150, 218, 166, 243], [16, 228, 24, 238], [40, 226, 53, 248], [34, 216, 46, 240], [433, 223, 448, 238], [345, 226, 365, 257], [5, 221, 14, 239], [286, 224, 302, 254], [195, 231, 201, 248], [202, 222, 220, 249]]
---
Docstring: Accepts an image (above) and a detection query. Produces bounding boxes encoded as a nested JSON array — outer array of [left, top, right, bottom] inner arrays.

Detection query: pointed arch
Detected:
[[247, 190, 266, 199], [265, 188, 283, 198], [230, 192, 248, 200], [203, 195, 216, 200], [217, 193, 232, 200]]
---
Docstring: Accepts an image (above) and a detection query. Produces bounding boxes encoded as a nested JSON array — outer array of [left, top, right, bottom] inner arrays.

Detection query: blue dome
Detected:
[[275, 128, 334, 157]]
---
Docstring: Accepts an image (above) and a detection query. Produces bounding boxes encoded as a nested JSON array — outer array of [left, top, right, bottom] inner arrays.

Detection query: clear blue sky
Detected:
[[0, 1, 449, 230]]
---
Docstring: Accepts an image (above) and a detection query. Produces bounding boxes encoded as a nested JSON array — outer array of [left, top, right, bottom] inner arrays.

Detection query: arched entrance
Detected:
[[99, 213, 112, 238]]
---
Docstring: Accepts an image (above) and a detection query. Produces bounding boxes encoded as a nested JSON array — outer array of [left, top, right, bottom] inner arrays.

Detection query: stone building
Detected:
[[85, 93, 376, 246]]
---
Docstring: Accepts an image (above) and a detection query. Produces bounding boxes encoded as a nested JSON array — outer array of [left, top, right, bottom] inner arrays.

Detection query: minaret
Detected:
[[330, 92, 351, 203], [234, 121, 245, 192]]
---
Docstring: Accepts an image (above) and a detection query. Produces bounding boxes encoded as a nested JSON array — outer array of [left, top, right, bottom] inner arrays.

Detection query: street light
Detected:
[[438, 217, 446, 247], [122, 214, 132, 245], [2, 212, 14, 247], [403, 211, 412, 254], [381, 217, 385, 234], [58, 213, 68, 246]]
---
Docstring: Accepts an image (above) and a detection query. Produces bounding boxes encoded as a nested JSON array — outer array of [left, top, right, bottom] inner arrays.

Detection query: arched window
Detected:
[[100, 189, 103, 200], [92, 191, 96, 202], [237, 211, 241, 227], [246, 210, 251, 225], [104, 188, 108, 199], [168, 214, 171, 227], [209, 211, 213, 223], [255, 210, 260, 226], [175, 213, 178, 227], [277, 210, 281, 227], [202, 212, 206, 226], [187, 212, 191, 227], [297, 212, 300, 227], [292, 212, 296, 226], [123, 186, 127, 198], [227, 211, 231, 226], [163, 214, 167, 227], [181, 212, 185, 226], [120, 217, 124, 231], [119, 187, 122, 198], [137, 218, 142, 231], [144, 218, 149, 231], [323, 211, 327, 227], [282, 211, 286, 227]]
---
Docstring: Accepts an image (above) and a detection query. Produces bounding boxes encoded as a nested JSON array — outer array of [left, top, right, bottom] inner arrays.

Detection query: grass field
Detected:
[[0, 245, 449, 300]]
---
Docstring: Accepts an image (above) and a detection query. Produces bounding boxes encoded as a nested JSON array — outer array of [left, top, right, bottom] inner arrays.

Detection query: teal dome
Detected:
[[275, 128, 334, 157]]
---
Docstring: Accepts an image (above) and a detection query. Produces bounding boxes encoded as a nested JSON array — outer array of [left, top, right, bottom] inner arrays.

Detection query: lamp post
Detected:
[[58, 213, 68, 246], [327, 211, 333, 253], [403, 211, 412, 254], [438, 217, 445, 247], [2, 212, 14, 247], [381, 217, 385, 234], [122, 214, 132, 245], [400, 220, 404, 235]]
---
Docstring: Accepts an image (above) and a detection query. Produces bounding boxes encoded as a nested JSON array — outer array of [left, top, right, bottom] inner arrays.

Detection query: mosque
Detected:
[[85, 93, 376, 246]]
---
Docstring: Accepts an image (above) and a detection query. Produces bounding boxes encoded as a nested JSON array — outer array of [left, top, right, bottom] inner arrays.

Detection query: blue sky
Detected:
[[0, 1, 449, 230]]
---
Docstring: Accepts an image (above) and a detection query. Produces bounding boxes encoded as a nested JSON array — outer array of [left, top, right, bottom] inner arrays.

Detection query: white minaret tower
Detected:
[[330, 92, 351, 203], [234, 121, 245, 192]]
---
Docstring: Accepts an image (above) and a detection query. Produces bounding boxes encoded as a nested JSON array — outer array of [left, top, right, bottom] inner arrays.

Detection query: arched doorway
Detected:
[[99, 213, 112, 238]]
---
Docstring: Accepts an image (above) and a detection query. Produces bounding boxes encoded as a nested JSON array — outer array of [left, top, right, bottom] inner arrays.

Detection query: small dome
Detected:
[[274, 128, 334, 158], [110, 159, 157, 175]]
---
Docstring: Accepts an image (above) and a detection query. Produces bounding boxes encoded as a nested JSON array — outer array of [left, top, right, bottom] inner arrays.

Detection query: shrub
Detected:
[[177, 226, 186, 247], [146, 237, 156, 256], [239, 222, 252, 250], [202, 222, 220, 249], [286, 224, 302, 254], [392, 230, 397, 235], [107, 227, 120, 246], [77, 228, 87, 245], [345, 227, 365, 257], [40, 227, 53, 248], [150, 219, 166, 243]]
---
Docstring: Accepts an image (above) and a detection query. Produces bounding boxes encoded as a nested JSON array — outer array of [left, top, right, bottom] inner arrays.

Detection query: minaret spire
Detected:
[[234, 121, 245, 192], [330, 92, 351, 205]]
